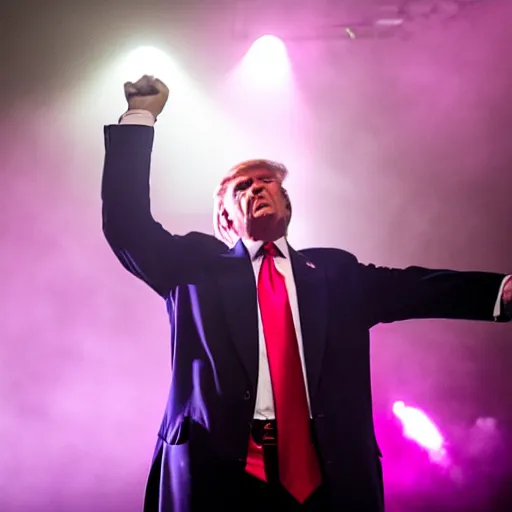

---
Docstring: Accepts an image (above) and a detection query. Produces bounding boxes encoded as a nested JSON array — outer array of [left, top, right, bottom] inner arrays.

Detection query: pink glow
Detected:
[[2, 1, 512, 511], [393, 401, 446, 458]]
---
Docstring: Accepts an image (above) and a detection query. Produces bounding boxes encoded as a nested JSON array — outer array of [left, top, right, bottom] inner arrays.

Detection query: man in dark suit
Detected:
[[101, 75, 512, 511]]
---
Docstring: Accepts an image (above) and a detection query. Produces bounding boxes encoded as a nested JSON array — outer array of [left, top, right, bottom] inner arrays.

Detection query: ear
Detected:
[[219, 206, 233, 231]]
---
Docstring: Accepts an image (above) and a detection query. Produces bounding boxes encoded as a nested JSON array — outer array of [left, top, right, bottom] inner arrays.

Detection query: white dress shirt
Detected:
[[242, 237, 311, 419], [118, 109, 511, 419]]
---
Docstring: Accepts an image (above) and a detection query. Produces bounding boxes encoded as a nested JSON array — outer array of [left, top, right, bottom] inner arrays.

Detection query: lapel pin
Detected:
[[306, 261, 316, 269]]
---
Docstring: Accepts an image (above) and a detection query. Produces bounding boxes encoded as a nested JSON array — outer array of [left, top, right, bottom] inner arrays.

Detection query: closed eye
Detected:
[[234, 179, 252, 193], [233, 176, 276, 195]]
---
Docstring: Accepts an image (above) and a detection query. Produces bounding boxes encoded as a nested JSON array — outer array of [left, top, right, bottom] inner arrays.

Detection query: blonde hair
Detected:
[[213, 159, 289, 246]]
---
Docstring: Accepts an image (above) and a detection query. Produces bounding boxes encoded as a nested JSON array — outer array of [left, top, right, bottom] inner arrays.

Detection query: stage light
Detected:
[[250, 35, 287, 56], [240, 35, 291, 88], [117, 46, 181, 84]]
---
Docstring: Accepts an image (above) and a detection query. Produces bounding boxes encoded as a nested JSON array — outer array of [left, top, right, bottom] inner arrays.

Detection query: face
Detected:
[[222, 168, 291, 242]]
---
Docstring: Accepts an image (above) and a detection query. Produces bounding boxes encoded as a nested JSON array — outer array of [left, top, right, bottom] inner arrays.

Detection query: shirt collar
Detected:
[[242, 236, 289, 260]]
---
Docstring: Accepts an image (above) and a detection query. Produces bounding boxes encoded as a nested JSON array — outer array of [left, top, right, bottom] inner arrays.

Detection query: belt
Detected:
[[251, 420, 278, 446], [251, 419, 316, 446]]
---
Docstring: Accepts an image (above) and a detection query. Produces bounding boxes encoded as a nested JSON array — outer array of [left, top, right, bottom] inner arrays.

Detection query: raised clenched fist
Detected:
[[124, 75, 169, 119]]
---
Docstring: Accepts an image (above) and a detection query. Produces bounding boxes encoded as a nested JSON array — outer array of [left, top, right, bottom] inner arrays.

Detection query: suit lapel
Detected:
[[213, 240, 329, 402], [289, 246, 329, 402], [213, 240, 259, 392]]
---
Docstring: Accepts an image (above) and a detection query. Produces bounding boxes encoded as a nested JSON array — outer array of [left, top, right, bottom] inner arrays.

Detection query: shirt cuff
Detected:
[[118, 109, 156, 126], [493, 275, 512, 320]]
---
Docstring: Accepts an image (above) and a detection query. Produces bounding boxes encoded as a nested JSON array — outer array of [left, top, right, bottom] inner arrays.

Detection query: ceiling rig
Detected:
[[232, 0, 488, 40]]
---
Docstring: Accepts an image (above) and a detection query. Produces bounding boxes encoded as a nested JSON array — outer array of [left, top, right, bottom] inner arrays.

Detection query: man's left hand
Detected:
[[504, 277, 512, 305]]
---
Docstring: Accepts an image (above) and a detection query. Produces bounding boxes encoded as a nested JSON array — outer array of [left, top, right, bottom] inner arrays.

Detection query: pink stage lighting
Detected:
[[241, 35, 291, 88], [393, 401, 447, 462]]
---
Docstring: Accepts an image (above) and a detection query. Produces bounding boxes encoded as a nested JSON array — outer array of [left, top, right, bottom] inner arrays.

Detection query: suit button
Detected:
[[243, 390, 251, 400]]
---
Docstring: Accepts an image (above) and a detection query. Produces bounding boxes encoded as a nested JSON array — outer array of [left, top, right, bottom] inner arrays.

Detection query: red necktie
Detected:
[[257, 242, 322, 503]]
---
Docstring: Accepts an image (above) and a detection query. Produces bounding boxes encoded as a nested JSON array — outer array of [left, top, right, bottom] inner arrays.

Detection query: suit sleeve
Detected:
[[359, 263, 511, 328], [101, 124, 222, 297]]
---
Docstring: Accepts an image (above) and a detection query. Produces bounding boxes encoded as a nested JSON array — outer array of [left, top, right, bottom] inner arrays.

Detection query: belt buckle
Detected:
[[262, 421, 277, 446]]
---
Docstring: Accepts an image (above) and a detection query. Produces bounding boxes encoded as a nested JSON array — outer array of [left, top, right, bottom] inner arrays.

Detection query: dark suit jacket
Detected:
[[101, 124, 509, 511]]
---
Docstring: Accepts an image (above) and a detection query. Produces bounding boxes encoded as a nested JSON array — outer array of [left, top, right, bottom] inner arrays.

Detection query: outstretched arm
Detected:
[[359, 263, 511, 328]]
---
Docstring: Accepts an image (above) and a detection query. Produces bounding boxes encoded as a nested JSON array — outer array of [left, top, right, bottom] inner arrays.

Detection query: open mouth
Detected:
[[254, 201, 270, 213]]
